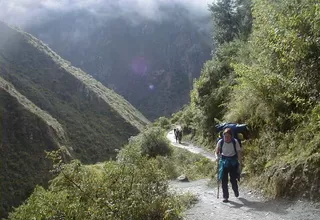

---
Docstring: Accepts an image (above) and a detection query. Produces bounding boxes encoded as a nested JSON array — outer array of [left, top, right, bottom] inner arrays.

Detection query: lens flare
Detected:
[[131, 56, 148, 75], [148, 84, 155, 90]]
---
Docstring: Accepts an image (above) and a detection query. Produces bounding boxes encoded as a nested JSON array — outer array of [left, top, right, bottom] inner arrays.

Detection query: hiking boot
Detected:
[[234, 191, 239, 198], [223, 198, 229, 203]]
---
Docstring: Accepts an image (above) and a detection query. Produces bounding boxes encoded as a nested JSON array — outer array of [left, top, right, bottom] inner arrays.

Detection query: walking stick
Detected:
[[217, 157, 220, 199]]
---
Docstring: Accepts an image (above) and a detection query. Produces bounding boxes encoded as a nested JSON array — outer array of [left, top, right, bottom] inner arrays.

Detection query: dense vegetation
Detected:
[[0, 77, 71, 217], [173, 0, 320, 200], [27, 4, 212, 120], [0, 22, 149, 218], [9, 128, 214, 220]]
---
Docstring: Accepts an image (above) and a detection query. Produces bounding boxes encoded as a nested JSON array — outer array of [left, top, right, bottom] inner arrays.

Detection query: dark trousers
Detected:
[[222, 164, 239, 199]]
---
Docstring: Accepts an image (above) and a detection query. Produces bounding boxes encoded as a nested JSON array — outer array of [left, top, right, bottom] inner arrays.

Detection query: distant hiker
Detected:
[[216, 128, 242, 203], [174, 128, 179, 143], [178, 129, 182, 144]]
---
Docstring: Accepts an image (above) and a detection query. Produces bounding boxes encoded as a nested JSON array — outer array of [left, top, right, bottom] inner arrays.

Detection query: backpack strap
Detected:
[[232, 138, 237, 157]]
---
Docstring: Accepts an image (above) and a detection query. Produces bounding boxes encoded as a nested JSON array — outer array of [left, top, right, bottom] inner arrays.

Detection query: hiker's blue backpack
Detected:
[[216, 123, 249, 148]]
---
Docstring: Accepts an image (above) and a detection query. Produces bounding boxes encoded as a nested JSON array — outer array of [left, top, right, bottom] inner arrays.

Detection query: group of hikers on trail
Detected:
[[215, 123, 249, 203], [174, 128, 183, 144]]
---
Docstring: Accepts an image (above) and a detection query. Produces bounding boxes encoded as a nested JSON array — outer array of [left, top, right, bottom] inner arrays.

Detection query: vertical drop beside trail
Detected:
[[167, 130, 320, 220]]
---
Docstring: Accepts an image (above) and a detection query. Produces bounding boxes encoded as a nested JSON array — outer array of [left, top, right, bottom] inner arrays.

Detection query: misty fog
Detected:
[[0, 0, 214, 120], [0, 0, 212, 27]]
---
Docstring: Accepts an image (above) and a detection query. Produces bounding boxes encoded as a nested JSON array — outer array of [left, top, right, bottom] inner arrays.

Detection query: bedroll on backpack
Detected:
[[215, 123, 249, 148]]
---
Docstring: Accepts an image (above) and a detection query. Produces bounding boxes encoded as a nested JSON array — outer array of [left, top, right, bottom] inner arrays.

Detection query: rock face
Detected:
[[0, 22, 150, 218]]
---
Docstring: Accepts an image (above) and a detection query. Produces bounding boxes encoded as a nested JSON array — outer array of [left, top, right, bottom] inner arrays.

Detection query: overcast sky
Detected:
[[0, 0, 213, 27]]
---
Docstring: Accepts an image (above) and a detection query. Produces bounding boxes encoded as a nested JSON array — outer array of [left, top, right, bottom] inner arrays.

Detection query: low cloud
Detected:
[[0, 0, 213, 27]]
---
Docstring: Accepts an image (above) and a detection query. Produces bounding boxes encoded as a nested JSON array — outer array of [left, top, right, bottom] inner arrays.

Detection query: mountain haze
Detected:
[[25, 3, 212, 119]]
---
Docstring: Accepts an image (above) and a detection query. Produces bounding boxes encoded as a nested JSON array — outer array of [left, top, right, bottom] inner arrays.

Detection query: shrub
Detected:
[[9, 156, 185, 220], [156, 148, 215, 180], [154, 117, 171, 130], [139, 128, 173, 158]]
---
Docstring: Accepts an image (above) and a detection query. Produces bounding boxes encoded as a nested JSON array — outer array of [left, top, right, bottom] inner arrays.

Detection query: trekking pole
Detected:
[[216, 157, 220, 199]]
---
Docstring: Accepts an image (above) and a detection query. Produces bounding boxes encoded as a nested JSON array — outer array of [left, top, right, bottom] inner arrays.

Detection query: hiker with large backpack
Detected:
[[174, 128, 183, 144], [178, 129, 182, 143], [174, 128, 178, 143], [216, 128, 242, 203]]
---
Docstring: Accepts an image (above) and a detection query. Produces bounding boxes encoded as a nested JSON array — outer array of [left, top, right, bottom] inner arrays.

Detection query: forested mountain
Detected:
[[0, 76, 71, 217], [0, 21, 149, 217], [26, 4, 212, 119]]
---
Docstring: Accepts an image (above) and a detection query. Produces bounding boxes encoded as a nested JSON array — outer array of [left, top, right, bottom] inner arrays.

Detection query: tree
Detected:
[[226, 0, 320, 131], [210, 0, 252, 46], [181, 0, 253, 143]]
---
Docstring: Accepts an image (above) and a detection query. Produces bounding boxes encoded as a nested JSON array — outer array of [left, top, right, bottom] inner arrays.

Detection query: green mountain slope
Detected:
[[0, 21, 149, 164], [0, 77, 71, 217], [0, 22, 150, 217]]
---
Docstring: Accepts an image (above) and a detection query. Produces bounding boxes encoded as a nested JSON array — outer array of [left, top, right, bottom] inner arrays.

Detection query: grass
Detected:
[[242, 122, 320, 201], [157, 146, 216, 181]]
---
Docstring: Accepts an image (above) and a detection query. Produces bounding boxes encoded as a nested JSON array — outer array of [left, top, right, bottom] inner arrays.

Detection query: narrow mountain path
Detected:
[[166, 130, 216, 161], [167, 130, 320, 220]]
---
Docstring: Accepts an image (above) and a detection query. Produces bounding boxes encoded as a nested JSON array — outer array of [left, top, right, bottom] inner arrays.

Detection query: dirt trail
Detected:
[[166, 130, 216, 161], [167, 130, 320, 220]]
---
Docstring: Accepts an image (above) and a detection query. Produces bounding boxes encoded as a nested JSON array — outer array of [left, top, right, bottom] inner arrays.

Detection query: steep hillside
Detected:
[[0, 77, 71, 217], [27, 5, 212, 119], [0, 21, 150, 217], [0, 21, 149, 163]]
